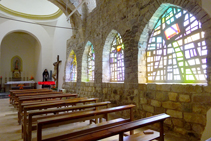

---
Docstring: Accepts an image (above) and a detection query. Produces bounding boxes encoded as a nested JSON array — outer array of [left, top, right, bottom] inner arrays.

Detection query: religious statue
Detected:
[[13, 59, 21, 78], [53, 55, 61, 88], [14, 60, 19, 70], [11, 56, 22, 80], [42, 69, 49, 88], [42, 69, 49, 82], [52, 62, 58, 81]]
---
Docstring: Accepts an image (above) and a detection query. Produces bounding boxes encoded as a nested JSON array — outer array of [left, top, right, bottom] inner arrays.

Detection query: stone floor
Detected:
[[0, 98, 190, 141]]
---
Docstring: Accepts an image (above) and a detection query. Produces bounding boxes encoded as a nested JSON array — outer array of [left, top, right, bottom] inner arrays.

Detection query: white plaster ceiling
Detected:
[[0, 0, 59, 15]]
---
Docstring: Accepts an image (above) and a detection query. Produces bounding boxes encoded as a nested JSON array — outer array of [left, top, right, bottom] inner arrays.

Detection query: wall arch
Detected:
[[102, 29, 124, 82], [138, 2, 211, 84], [81, 41, 94, 82], [0, 20, 52, 84], [65, 50, 77, 82]]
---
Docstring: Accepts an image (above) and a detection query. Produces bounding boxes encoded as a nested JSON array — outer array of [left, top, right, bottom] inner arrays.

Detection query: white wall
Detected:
[[1, 32, 36, 82], [52, 15, 72, 89], [0, 12, 72, 89]]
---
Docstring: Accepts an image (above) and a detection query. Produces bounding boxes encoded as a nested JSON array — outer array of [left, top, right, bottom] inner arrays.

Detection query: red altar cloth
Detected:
[[38, 81, 55, 85]]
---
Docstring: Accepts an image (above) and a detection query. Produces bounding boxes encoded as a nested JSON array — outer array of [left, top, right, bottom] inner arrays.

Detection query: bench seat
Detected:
[[23, 101, 110, 140], [58, 113, 170, 141], [124, 129, 160, 141], [42, 118, 131, 141], [36, 105, 135, 141]]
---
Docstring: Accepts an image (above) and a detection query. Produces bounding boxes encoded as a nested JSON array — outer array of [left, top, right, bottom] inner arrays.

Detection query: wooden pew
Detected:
[[18, 98, 97, 125], [24, 101, 110, 141], [20, 98, 98, 125], [43, 118, 131, 141], [55, 113, 170, 141], [13, 92, 63, 106], [36, 105, 135, 141], [10, 89, 52, 104], [17, 93, 78, 124]]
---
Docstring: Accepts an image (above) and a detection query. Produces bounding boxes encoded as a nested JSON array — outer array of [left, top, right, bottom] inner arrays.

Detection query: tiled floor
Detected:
[[0, 98, 190, 141]]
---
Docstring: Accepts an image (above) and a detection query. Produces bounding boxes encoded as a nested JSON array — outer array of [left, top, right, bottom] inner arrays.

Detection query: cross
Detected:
[[53, 55, 62, 88]]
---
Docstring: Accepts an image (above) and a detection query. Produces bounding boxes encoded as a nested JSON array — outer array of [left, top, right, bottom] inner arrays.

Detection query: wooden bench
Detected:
[[56, 113, 170, 141], [17, 93, 78, 124], [43, 118, 131, 141], [36, 105, 135, 141], [13, 92, 63, 106], [24, 101, 110, 141], [18, 98, 98, 125], [10, 89, 52, 104]]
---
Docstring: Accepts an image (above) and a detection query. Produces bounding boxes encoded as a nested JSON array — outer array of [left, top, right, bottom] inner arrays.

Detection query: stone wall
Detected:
[[60, 0, 211, 140], [63, 82, 211, 140]]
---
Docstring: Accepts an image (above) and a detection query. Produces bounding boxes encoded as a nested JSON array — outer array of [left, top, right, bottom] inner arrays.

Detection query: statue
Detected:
[[42, 69, 49, 82], [42, 69, 49, 88], [14, 60, 19, 70], [52, 62, 58, 81], [53, 55, 61, 88], [13, 60, 20, 78], [11, 56, 22, 80]]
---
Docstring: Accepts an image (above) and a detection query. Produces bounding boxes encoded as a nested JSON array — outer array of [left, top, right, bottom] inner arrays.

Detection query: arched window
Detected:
[[110, 33, 125, 82], [66, 50, 77, 82], [146, 6, 207, 83], [87, 42, 95, 81]]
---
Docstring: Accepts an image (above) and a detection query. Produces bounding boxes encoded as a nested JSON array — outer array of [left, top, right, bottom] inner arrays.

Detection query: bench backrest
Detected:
[[28, 101, 111, 116], [43, 118, 131, 141], [19, 93, 78, 101], [37, 104, 135, 141], [11, 89, 52, 94], [15, 92, 62, 97], [23, 98, 98, 110], [58, 113, 170, 141]]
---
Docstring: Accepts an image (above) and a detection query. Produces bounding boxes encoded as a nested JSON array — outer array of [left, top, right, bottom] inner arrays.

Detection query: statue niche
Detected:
[[11, 56, 22, 81]]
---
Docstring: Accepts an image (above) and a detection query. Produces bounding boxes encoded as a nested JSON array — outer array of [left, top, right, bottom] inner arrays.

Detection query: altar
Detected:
[[4, 81, 37, 92]]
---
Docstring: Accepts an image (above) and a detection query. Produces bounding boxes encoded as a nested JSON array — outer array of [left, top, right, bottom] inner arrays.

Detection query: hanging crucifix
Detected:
[[52, 55, 62, 88]]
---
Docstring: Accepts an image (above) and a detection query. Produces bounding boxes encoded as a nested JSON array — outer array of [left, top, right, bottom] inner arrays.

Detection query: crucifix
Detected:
[[52, 55, 62, 88]]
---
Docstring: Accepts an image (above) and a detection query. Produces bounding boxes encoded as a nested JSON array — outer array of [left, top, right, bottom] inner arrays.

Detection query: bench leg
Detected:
[[99, 118, 102, 123], [18, 101, 21, 124], [27, 116, 32, 141], [119, 132, 124, 141], [37, 123, 42, 141], [160, 120, 164, 141], [130, 107, 134, 135]]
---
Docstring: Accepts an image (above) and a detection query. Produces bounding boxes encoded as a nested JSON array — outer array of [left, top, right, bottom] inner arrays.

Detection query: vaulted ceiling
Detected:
[[0, 0, 63, 20], [0, 0, 96, 21]]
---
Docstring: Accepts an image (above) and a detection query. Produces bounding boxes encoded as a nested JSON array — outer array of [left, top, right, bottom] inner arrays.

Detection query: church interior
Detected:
[[1, 0, 211, 141]]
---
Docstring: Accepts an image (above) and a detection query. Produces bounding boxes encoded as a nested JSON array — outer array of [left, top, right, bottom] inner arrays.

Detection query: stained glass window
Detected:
[[87, 43, 95, 81], [147, 7, 207, 83], [69, 50, 77, 82], [110, 33, 125, 82]]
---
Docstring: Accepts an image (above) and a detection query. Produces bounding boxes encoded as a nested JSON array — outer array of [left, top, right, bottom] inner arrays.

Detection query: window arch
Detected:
[[81, 41, 95, 82], [66, 50, 77, 82], [87, 42, 95, 81], [146, 6, 207, 83], [110, 33, 125, 82]]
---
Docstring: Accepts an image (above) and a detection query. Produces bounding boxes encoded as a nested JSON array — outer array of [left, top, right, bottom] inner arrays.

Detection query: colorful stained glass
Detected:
[[87, 43, 95, 81], [69, 50, 77, 82], [110, 33, 124, 82], [147, 6, 207, 83], [164, 24, 180, 40]]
